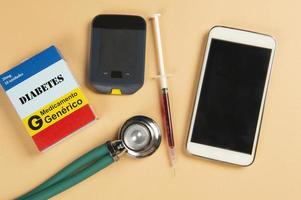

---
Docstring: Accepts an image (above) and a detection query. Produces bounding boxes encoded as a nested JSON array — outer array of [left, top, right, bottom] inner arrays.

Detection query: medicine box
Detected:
[[0, 46, 96, 151]]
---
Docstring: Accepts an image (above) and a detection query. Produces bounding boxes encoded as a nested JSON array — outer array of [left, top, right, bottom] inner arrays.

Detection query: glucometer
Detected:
[[88, 15, 146, 95]]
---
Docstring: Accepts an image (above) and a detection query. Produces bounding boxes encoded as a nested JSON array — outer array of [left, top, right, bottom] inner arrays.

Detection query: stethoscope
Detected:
[[17, 115, 161, 200]]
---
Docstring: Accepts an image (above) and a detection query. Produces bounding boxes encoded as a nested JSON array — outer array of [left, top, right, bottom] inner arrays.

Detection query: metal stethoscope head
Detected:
[[108, 115, 161, 160]]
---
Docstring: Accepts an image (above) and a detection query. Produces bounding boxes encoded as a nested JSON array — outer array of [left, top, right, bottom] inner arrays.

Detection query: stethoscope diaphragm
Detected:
[[119, 115, 161, 158]]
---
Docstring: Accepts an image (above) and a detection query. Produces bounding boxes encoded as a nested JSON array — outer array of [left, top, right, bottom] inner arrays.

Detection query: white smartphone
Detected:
[[186, 26, 276, 166]]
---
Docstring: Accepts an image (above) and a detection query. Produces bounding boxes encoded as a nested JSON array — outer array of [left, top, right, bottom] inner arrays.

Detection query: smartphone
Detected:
[[88, 15, 146, 95], [186, 26, 276, 166]]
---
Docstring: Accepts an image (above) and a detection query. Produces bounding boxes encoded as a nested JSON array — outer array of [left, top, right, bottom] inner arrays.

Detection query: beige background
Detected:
[[0, 0, 300, 199]]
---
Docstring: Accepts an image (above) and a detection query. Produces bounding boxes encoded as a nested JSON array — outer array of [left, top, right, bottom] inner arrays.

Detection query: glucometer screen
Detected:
[[191, 39, 271, 154], [98, 28, 139, 74]]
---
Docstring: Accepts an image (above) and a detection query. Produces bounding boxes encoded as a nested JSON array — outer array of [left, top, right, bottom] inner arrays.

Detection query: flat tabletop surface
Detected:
[[1, 0, 300, 199]]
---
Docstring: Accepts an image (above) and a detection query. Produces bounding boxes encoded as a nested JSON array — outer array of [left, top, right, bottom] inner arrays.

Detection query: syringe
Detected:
[[150, 13, 176, 167]]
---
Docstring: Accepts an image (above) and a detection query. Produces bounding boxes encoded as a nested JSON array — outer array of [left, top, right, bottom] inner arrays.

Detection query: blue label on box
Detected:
[[0, 46, 62, 91]]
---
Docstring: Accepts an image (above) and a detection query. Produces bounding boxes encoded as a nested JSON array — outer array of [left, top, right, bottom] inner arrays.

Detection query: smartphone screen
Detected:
[[191, 39, 272, 154]]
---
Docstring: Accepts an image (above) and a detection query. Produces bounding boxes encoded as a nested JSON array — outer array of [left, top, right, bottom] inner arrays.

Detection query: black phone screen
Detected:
[[191, 39, 272, 154]]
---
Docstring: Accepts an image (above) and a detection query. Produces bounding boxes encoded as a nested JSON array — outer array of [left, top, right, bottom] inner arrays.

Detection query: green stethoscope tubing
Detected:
[[17, 143, 114, 200]]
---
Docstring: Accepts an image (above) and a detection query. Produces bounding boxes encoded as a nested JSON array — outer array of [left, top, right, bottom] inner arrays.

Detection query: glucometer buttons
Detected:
[[111, 71, 122, 78]]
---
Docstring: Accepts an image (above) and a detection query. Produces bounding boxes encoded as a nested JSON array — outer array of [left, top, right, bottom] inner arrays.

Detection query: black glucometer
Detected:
[[88, 15, 146, 95]]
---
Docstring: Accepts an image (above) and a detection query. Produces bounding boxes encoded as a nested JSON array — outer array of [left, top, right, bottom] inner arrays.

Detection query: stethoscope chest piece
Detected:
[[119, 116, 161, 158]]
